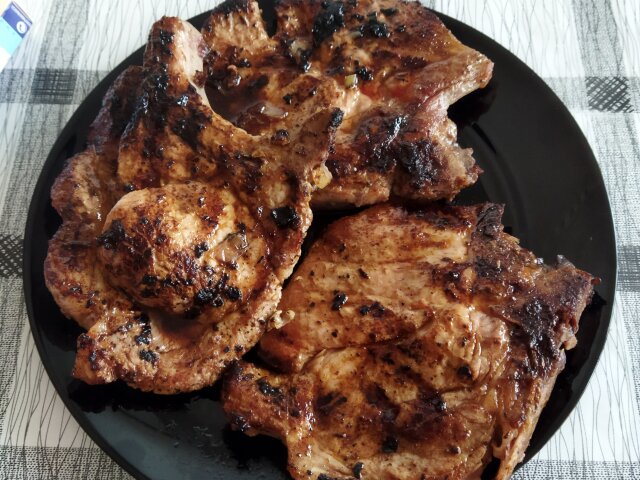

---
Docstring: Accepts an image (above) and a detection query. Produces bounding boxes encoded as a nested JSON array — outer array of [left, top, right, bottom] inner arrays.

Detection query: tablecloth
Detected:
[[0, 0, 638, 478]]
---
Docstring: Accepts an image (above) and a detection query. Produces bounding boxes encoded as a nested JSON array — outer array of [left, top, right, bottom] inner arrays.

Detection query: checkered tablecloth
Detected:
[[0, 0, 639, 478]]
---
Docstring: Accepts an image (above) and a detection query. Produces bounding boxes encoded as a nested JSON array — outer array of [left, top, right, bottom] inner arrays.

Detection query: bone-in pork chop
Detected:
[[224, 203, 595, 479], [202, 0, 493, 208], [53, 16, 341, 393]]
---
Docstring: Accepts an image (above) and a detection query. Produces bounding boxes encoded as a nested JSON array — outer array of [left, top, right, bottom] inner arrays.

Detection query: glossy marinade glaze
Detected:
[[224, 204, 595, 479], [46, 16, 341, 393], [202, 0, 492, 208]]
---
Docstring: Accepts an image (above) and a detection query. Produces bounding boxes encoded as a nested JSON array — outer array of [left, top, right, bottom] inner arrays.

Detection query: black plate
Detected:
[[23, 5, 616, 480]]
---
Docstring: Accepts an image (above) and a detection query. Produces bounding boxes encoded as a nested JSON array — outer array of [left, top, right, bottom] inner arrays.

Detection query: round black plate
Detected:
[[24, 5, 616, 480]]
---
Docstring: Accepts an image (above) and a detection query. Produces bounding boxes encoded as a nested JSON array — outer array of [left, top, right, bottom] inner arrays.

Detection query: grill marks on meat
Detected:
[[63, 17, 341, 393], [201, 0, 493, 208], [259, 204, 593, 375], [44, 4, 594, 477], [223, 204, 595, 479]]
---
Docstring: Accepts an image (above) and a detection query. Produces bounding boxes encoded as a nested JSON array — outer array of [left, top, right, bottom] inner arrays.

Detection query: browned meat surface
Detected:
[[46, 16, 340, 393], [224, 203, 595, 479], [44, 66, 144, 330], [201, 0, 492, 208]]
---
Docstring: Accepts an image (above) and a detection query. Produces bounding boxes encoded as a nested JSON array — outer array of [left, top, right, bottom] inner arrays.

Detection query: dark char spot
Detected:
[[475, 204, 503, 238], [257, 378, 282, 397], [360, 14, 391, 38], [358, 267, 370, 279], [157, 29, 174, 56], [370, 301, 385, 317], [195, 288, 224, 307], [457, 365, 472, 379], [316, 392, 348, 416], [139, 349, 158, 364], [271, 206, 300, 229], [514, 297, 561, 374], [88, 350, 97, 368], [171, 110, 208, 151], [394, 140, 440, 188], [331, 292, 348, 310], [353, 462, 365, 478], [176, 94, 189, 106], [312, 1, 345, 46], [329, 108, 345, 129], [381, 435, 398, 453], [135, 324, 152, 345], [194, 242, 209, 258], [271, 129, 290, 145], [212, 0, 251, 16], [402, 56, 428, 69], [355, 66, 374, 81], [360, 301, 385, 317], [225, 286, 242, 301], [97, 219, 125, 250], [381, 352, 394, 365], [435, 399, 447, 412]]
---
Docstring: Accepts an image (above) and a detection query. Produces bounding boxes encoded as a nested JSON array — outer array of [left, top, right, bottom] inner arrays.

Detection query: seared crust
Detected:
[[73, 282, 280, 393], [201, 0, 492, 208], [223, 203, 595, 479], [44, 66, 143, 330], [260, 204, 593, 374], [65, 17, 341, 393]]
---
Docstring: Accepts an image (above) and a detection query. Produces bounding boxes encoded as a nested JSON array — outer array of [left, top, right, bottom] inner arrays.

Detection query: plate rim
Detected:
[[22, 6, 617, 480]]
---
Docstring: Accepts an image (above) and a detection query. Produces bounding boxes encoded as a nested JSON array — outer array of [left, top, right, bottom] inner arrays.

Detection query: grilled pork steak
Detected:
[[48, 16, 340, 393], [224, 203, 595, 479], [45, 66, 144, 330], [202, 0, 493, 208]]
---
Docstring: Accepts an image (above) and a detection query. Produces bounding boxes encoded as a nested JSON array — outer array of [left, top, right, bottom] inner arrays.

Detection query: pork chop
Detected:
[[224, 203, 595, 479], [201, 0, 493, 208], [44, 66, 144, 330], [56, 16, 341, 393]]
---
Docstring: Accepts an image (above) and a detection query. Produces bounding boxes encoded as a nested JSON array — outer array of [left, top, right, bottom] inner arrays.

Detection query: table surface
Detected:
[[1, 0, 639, 478]]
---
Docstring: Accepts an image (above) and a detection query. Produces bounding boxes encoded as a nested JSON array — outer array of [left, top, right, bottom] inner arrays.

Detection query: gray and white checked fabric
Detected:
[[0, 0, 639, 478]]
